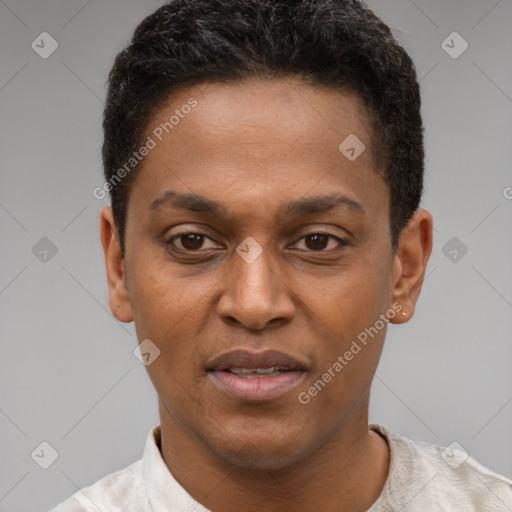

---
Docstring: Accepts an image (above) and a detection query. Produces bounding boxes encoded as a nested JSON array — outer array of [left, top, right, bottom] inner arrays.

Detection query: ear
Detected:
[[390, 209, 433, 324], [100, 207, 133, 323]]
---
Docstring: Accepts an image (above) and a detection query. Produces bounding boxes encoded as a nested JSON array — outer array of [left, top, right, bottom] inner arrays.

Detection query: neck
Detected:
[[158, 400, 389, 512]]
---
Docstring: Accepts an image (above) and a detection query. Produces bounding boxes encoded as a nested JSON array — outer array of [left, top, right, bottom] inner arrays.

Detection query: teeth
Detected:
[[256, 368, 279, 374], [229, 367, 286, 377], [230, 367, 278, 374]]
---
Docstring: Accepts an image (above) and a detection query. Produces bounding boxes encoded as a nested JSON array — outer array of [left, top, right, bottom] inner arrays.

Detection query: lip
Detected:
[[207, 349, 308, 372], [206, 349, 308, 402]]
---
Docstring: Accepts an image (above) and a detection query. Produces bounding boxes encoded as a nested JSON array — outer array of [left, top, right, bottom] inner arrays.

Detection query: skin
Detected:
[[101, 77, 433, 512]]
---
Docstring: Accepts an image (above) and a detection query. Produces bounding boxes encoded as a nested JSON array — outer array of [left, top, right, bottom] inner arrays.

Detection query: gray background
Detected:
[[0, 0, 511, 510]]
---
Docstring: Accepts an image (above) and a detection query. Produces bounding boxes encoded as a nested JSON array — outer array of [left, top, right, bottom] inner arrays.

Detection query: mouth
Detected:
[[206, 350, 308, 402], [227, 367, 294, 378]]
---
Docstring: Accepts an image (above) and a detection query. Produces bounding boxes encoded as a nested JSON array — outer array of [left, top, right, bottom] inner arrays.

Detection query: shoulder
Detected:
[[370, 423, 512, 511], [49, 459, 147, 512]]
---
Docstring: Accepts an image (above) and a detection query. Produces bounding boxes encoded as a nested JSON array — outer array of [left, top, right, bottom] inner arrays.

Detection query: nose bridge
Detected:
[[217, 241, 294, 329], [234, 243, 279, 303]]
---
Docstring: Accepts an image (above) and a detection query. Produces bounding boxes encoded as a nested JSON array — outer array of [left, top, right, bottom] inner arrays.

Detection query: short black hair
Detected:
[[103, 0, 424, 254]]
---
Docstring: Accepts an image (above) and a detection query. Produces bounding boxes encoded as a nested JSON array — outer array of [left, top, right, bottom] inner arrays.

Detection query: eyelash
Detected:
[[166, 231, 348, 253]]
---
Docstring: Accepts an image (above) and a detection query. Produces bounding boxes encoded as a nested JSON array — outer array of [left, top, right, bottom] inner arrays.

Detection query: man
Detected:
[[51, 0, 512, 510]]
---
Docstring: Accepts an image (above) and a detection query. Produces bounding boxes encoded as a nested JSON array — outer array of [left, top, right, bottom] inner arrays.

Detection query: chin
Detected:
[[221, 445, 304, 471], [209, 427, 311, 472]]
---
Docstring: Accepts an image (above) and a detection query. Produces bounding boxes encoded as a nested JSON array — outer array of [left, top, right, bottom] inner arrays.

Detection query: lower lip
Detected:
[[208, 370, 305, 401]]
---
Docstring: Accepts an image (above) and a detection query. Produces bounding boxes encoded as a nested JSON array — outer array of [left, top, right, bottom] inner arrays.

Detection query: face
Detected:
[[101, 77, 432, 469]]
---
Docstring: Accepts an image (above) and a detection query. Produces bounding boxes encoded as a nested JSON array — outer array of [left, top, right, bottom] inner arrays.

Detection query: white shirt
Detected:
[[50, 424, 512, 512]]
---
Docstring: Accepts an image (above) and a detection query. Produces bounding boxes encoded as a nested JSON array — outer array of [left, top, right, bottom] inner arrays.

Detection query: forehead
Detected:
[[128, 77, 387, 220], [148, 77, 377, 161]]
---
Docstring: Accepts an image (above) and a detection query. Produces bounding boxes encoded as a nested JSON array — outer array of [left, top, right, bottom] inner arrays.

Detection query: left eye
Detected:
[[292, 233, 347, 251]]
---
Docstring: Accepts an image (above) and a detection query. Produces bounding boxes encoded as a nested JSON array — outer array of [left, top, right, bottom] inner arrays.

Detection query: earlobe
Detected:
[[99, 207, 134, 323], [390, 209, 433, 324]]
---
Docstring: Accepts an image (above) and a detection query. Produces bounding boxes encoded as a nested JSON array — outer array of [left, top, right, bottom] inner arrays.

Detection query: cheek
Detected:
[[127, 258, 224, 381], [128, 255, 208, 329], [298, 294, 386, 428], [300, 255, 391, 390], [308, 261, 387, 335]]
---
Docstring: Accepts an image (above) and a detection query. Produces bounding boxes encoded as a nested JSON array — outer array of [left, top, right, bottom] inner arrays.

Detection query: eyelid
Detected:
[[166, 230, 221, 250], [166, 228, 348, 253], [289, 232, 348, 251]]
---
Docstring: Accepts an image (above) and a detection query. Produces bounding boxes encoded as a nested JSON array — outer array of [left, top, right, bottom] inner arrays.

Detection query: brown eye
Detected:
[[167, 232, 219, 251], [178, 233, 205, 250], [293, 233, 348, 252], [305, 234, 329, 250]]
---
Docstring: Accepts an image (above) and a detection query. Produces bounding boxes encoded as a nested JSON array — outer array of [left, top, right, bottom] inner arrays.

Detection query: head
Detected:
[[100, 0, 432, 470]]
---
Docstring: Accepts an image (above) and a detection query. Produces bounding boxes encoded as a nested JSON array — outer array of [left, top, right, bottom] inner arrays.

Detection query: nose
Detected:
[[216, 245, 295, 331]]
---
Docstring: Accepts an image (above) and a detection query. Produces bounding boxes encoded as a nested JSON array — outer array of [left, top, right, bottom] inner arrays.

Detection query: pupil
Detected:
[[182, 234, 203, 250], [306, 234, 327, 250]]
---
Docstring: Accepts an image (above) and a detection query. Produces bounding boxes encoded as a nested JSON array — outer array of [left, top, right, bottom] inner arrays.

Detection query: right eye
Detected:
[[166, 232, 222, 252]]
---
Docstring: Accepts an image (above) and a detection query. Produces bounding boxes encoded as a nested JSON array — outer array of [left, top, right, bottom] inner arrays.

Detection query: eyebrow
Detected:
[[284, 193, 364, 216], [149, 189, 364, 217]]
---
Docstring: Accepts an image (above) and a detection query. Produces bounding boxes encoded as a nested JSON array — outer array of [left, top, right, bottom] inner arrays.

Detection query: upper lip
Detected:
[[206, 349, 308, 372]]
